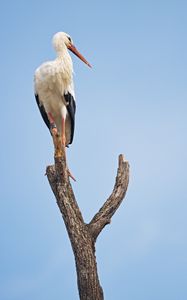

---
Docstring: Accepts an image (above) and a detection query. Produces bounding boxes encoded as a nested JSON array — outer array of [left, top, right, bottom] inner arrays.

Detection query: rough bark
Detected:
[[46, 153, 129, 300]]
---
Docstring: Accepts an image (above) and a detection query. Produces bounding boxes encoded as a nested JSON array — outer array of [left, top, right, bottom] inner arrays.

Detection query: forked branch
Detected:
[[46, 153, 129, 300]]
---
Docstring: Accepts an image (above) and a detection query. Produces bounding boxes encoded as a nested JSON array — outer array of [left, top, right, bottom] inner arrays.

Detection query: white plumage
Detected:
[[34, 32, 75, 145], [34, 32, 91, 148]]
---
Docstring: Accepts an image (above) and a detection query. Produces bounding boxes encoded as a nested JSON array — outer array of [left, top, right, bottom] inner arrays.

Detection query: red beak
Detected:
[[68, 44, 92, 68]]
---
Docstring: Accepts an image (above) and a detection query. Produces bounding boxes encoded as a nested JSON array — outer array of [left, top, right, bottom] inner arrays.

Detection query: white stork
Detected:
[[34, 32, 91, 180]]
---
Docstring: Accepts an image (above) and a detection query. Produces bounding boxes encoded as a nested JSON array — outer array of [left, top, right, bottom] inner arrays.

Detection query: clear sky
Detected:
[[0, 0, 187, 299]]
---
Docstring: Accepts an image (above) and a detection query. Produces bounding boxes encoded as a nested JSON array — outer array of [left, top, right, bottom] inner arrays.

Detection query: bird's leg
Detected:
[[53, 134, 63, 158], [48, 113, 57, 136], [61, 117, 66, 147], [48, 113, 62, 158], [61, 117, 76, 181]]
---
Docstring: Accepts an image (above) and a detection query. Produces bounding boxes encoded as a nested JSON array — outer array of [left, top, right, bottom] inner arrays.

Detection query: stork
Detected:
[[34, 32, 91, 180]]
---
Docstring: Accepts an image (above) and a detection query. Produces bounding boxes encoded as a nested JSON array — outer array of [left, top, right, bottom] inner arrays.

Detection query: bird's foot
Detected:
[[67, 168, 76, 182], [55, 148, 63, 158]]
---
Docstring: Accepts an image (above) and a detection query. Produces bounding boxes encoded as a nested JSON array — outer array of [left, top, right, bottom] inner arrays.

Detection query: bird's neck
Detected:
[[56, 49, 73, 83]]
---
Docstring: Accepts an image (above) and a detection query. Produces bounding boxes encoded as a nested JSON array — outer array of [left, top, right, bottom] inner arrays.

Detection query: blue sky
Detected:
[[0, 0, 187, 299]]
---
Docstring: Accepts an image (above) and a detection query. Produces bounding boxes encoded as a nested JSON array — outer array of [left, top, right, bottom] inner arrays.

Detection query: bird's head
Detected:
[[52, 32, 91, 68]]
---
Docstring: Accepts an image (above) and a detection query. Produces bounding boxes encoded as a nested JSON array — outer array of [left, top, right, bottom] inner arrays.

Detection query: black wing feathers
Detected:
[[35, 93, 76, 146], [35, 94, 50, 130], [64, 92, 76, 144]]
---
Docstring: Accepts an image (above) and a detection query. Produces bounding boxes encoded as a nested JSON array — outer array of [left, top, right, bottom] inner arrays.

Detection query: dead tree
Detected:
[[46, 149, 129, 300]]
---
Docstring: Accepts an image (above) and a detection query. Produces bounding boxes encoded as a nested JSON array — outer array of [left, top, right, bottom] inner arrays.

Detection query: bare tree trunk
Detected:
[[46, 153, 129, 300]]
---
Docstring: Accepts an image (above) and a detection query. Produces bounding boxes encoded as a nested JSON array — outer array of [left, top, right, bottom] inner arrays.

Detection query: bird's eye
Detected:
[[68, 36, 72, 43]]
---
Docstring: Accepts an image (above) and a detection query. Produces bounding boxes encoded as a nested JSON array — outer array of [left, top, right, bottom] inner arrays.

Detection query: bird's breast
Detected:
[[35, 59, 73, 96]]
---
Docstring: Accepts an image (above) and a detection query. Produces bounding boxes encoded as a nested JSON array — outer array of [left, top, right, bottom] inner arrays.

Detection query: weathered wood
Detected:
[[46, 153, 129, 300], [88, 155, 129, 241]]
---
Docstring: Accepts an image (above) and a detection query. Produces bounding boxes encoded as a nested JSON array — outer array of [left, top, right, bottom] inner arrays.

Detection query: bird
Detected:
[[34, 32, 91, 180]]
